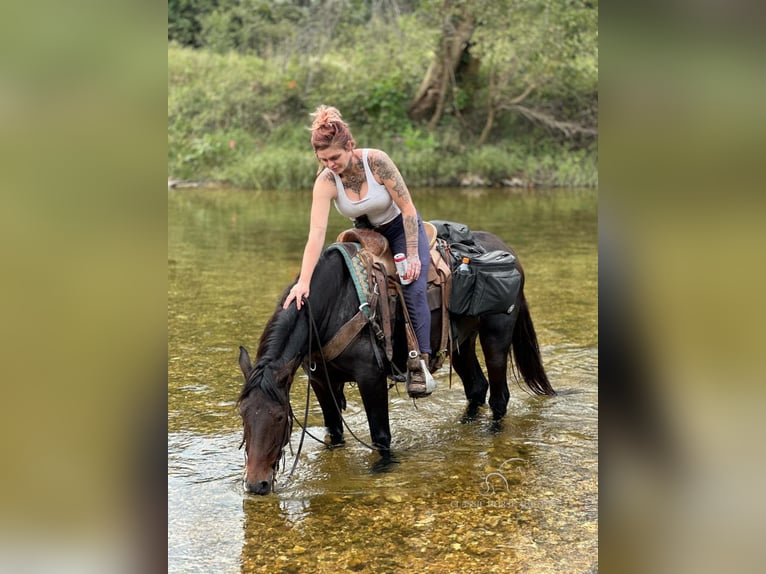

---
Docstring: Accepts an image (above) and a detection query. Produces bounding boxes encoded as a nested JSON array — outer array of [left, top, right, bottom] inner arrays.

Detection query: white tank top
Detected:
[[332, 149, 401, 226]]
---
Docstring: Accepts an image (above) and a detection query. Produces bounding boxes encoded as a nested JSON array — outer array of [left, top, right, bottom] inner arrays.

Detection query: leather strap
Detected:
[[371, 262, 393, 361], [317, 310, 369, 363]]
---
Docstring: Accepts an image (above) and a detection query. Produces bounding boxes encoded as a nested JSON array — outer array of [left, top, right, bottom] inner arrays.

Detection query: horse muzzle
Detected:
[[244, 479, 272, 495], [243, 462, 275, 495]]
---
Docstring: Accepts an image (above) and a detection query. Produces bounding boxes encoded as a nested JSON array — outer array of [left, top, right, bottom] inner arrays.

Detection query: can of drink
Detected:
[[394, 253, 412, 285]]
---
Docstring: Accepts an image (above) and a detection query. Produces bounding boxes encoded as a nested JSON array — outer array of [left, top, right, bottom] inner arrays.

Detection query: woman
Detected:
[[282, 105, 436, 398]]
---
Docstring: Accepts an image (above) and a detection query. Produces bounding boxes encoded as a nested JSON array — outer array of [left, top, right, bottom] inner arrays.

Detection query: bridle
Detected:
[[284, 297, 384, 479], [239, 379, 293, 477], [240, 294, 385, 492]]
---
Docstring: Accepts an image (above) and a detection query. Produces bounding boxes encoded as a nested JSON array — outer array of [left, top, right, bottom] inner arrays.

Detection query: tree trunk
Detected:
[[408, 1, 475, 126], [478, 72, 497, 146]]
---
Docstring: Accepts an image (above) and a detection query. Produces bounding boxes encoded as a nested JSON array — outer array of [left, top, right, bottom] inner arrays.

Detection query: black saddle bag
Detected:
[[449, 248, 521, 316], [430, 219, 521, 316], [430, 220, 475, 246]]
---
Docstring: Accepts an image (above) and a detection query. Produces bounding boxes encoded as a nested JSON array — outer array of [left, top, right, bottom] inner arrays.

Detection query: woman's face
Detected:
[[316, 145, 354, 175]]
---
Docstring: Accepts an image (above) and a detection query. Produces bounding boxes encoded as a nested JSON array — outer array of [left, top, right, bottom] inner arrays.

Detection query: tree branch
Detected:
[[507, 83, 537, 106], [479, 81, 535, 145], [504, 104, 598, 138]]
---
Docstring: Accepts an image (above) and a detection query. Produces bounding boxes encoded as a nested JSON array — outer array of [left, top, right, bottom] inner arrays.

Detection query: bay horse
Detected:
[[236, 230, 555, 494]]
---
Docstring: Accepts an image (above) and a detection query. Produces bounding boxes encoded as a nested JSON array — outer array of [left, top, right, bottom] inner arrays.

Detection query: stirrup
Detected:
[[406, 358, 436, 398]]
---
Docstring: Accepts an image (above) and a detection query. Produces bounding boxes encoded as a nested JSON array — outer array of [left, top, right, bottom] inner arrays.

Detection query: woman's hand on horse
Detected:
[[405, 254, 421, 281], [284, 283, 309, 310]]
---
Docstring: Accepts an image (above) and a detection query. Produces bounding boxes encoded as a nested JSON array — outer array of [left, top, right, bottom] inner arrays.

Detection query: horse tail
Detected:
[[511, 290, 556, 396]]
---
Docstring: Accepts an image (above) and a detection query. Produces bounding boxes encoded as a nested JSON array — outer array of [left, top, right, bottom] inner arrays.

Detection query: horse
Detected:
[[236, 230, 555, 494]]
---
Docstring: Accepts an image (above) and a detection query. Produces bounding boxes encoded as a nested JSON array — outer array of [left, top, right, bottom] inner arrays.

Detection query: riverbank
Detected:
[[168, 45, 597, 191], [167, 144, 597, 191], [167, 173, 569, 191]]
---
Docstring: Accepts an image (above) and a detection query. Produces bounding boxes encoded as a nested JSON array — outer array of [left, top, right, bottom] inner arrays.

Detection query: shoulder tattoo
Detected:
[[371, 151, 410, 200]]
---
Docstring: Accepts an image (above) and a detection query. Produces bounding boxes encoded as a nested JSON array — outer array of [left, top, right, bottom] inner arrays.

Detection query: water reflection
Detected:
[[231, 345, 596, 572], [278, 498, 312, 523], [168, 188, 597, 573]]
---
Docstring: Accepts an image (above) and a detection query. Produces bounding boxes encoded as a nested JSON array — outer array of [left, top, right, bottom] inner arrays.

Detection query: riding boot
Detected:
[[406, 352, 437, 398]]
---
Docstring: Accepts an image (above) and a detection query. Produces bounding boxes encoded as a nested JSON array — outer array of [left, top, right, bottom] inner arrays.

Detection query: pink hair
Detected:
[[310, 105, 355, 151]]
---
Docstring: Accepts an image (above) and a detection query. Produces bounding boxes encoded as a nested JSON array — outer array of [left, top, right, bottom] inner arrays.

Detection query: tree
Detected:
[[408, 0, 476, 129], [409, 0, 598, 143], [169, 0, 219, 47], [473, 0, 598, 144]]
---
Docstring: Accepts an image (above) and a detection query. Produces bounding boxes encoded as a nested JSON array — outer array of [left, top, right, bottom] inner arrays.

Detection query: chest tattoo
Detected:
[[341, 157, 366, 195]]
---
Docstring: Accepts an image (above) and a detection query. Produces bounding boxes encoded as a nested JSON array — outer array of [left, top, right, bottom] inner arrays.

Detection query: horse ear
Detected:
[[238, 346, 253, 379]]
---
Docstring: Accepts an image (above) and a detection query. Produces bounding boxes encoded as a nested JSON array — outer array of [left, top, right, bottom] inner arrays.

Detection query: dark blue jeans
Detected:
[[377, 213, 431, 355]]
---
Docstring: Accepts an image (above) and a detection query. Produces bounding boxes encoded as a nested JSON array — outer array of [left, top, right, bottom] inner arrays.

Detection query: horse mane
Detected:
[[238, 249, 348, 405], [237, 294, 298, 404]]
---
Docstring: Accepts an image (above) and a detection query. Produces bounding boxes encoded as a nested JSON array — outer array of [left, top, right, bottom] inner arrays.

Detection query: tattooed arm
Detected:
[[369, 149, 422, 281]]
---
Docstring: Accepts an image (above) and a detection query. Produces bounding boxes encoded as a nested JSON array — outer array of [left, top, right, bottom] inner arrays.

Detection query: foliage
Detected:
[[465, 0, 597, 142], [400, 125, 438, 152], [225, 148, 318, 190], [167, 1, 598, 189]]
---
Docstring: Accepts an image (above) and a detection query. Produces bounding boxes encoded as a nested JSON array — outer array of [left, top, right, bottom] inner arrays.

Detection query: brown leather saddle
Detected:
[[315, 223, 452, 373]]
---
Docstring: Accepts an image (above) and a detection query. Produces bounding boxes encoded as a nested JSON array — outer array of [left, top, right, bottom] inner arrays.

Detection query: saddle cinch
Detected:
[[318, 222, 452, 375]]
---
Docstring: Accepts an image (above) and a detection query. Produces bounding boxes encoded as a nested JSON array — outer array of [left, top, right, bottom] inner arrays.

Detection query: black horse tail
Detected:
[[511, 291, 556, 396]]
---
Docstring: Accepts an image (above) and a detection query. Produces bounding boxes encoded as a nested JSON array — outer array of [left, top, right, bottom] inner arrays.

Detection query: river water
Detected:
[[168, 187, 597, 573]]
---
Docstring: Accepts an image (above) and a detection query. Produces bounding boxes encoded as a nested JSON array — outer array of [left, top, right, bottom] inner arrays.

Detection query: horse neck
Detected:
[[256, 249, 355, 374], [252, 306, 310, 384]]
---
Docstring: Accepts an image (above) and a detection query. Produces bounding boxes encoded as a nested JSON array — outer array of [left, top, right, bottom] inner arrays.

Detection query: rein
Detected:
[[303, 296, 383, 453], [283, 286, 384, 480], [286, 300, 318, 478]]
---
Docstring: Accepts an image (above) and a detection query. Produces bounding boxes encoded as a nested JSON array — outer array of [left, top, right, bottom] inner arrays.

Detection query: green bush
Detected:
[[225, 149, 317, 190], [168, 44, 597, 190], [397, 149, 447, 187], [465, 147, 520, 183]]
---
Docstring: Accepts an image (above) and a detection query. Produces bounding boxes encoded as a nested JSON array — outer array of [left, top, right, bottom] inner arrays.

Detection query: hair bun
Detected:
[[309, 105, 354, 151], [310, 105, 343, 131]]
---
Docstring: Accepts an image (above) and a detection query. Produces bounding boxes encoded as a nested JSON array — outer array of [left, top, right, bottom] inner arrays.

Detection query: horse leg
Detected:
[[356, 373, 392, 456], [452, 332, 490, 412], [478, 314, 515, 420], [309, 376, 346, 447]]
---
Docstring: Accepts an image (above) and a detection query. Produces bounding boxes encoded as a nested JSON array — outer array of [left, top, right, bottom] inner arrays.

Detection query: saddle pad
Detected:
[[325, 243, 373, 317]]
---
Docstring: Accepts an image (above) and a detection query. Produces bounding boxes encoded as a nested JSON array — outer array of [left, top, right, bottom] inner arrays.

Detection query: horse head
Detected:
[[237, 346, 294, 495]]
